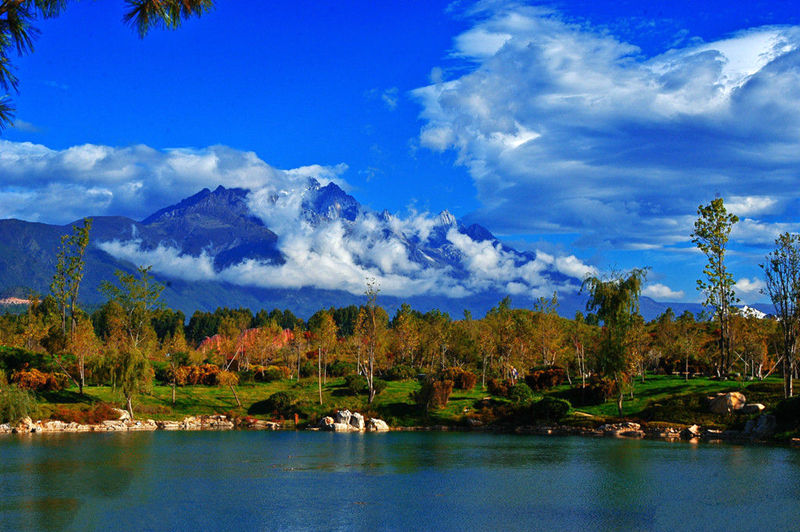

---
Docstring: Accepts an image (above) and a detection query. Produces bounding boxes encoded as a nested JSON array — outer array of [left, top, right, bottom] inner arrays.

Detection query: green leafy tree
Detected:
[[0, 0, 213, 128], [583, 268, 648, 416], [100, 266, 164, 351], [100, 266, 164, 417], [692, 197, 739, 377], [761, 232, 800, 397], [48, 218, 92, 391]]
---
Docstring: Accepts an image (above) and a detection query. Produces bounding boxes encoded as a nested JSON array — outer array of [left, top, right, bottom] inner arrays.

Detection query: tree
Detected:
[[583, 268, 648, 416], [761, 232, 800, 397], [100, 266, 164, 417], [692, 197, 739, 377], [0, 0, 214, 128], [310, 310, 337, 404], [357, 278, 386, 403], [100, 266, 164, 351], [531, 293, 565, 367]]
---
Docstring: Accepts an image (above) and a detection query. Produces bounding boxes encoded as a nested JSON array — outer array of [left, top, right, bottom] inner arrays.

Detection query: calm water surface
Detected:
[[0, 431, 799, 531]]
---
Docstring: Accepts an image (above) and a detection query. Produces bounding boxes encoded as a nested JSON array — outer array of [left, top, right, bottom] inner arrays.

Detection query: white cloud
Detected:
[[643, 283, 685, 300], [735, 277, 766, 297], [0, 140, 349, 224], [413, 6, 800, 250], [726, 196, 780, 217]]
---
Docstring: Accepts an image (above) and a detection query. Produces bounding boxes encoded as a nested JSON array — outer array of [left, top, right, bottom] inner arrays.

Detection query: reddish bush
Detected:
[[431, 380, 454, 407], [50, 402, 119, 424], [441, 367, 479, 391], [12, 369, 69, 392], [487, 378, 514, 397], [413, 378, 455, 410], [524, 367, 567, 391]]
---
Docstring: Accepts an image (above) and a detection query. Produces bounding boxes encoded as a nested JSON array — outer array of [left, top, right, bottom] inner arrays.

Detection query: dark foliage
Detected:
[[524, 367, 566, 391], [384, 364, 417, 381], [530, 396, 571, 422], [509, 382, 534, 404]]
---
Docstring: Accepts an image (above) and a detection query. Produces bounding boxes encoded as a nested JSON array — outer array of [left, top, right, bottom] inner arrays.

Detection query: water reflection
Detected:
[[1, 432, 799, 531], [0, 433, 152, 530]]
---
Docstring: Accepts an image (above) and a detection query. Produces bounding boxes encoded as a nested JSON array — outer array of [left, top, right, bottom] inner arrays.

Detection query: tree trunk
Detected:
[[481, 353, 487, 390], [318, 347, 323, 405], [172, 382, 176, 405], [685, 354, 689, 382], [126, 395, 134, 420], [616, 387, 624, 417], [230, 384, 242, 408]]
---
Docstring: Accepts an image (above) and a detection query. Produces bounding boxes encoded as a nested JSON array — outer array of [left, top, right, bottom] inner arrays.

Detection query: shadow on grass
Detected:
[[39, 390, 98, 404]]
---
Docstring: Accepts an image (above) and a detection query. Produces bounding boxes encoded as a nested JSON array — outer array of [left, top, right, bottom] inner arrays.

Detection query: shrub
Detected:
[[384, 364, 416, 381], [173, 364, 220, 386], [345, 374, 368, 395], [216, 370, 240, 387], [531, 396, 571, 422], [249, 365, 290, 382], [558, 378, 618, 406], [300, 362, 316, 378], [152, 361, 171, 384], [12, 369, 69, 392], [412, 378, 454, 411], [50, 402, 119, 425], [487, 378, 513, 397], [344, 374, 386, 397], [264, 391, 295, 416], [524, 367, 566, 391], [441, 367, 478, 390], [509, 382, 534, 404], [0, 384, 37, 423], [774, 396, 800, 430], [327, 360, 355, 377]]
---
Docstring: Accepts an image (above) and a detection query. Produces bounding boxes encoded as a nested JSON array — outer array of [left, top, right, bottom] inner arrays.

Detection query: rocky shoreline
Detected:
[[0, 410, 280, 434]]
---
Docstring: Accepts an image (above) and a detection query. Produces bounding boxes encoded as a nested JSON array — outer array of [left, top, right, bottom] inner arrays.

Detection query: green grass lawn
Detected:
[[29, 374, 793, 431]]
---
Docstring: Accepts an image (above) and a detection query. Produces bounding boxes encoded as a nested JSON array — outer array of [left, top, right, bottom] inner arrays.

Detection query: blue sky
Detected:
[[2, 0, 800, 304]]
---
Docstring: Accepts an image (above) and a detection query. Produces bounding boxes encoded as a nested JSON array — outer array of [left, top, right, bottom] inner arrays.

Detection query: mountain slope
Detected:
[[0, 183, 768, 319]]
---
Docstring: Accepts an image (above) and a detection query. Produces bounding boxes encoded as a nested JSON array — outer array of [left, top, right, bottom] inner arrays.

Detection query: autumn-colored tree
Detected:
[[310, 310, 337, 404], [67, 315, 101, 393], [531, 293, 566, 367], [356, 278, 387, 403], [390, 303, 421, 366], [486, 297, 514, 379]]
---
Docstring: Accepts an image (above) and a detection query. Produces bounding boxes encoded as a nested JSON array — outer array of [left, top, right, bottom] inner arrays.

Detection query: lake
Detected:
[[0, 431, 799, 531]]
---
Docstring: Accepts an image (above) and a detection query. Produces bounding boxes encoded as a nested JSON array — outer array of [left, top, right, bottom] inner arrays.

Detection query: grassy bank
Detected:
[[24, 374, 796, 438]]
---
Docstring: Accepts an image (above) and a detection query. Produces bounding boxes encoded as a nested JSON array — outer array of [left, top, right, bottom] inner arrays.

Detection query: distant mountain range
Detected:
[[0, 181, 771, 319]]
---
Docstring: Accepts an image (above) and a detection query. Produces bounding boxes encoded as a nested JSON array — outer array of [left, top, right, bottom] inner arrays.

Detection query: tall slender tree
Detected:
[[692, 198, 739, 377], [761, 232, 800, 397]]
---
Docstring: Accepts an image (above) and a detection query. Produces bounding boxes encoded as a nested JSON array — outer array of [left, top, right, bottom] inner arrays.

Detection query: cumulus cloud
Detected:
[[413, 5, 800, 249], [735, 277, 766, 297], [0, 140, 348, 224], [643, 283, 685, 300]]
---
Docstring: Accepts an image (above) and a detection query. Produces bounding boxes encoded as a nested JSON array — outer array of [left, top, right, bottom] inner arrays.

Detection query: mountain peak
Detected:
[[435, 210, 457, 227], [302, 180, 361, 223], [141, 185, 254, 226]]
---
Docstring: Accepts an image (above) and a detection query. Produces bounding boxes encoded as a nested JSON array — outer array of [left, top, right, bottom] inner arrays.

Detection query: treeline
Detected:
[[2, 196, 800, 420]]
